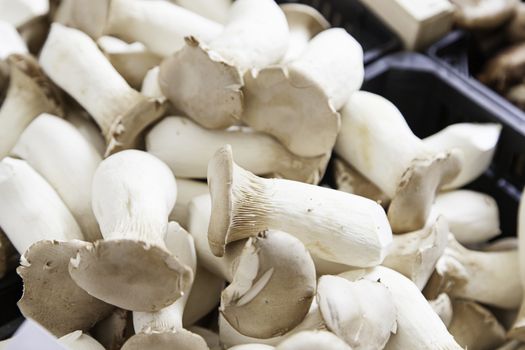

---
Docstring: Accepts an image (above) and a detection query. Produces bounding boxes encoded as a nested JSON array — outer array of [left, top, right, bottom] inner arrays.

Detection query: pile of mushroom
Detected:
[[0, 0, 521, 349]]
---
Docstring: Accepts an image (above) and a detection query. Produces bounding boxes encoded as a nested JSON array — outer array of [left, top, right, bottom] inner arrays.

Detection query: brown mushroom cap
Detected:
[[451, 0, 518, 29], [121, 329, 208, 350], [17, 240, 114, 336], [69, 239, 193, 312]]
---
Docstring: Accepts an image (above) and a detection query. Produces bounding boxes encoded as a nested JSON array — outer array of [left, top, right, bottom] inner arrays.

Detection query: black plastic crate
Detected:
[[277, 0, 401, 64], [363, 52, 525, 236], [0, 317, 23, 341], [0, 271, 22, 330]]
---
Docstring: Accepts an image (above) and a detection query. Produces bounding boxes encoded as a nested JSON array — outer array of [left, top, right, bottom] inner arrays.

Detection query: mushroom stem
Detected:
[[424, 235, 522, 309], [173, 0, 231, 23], [12, 113, 102, 242], [159, 0, 289, 129], [340, 266, 463, 350], [335, 91, 462, 233], [275, 331, 352, 350], [0, 0, 49, 27], [146, 116, 329, 184], [58, 331, 106, 350], [69, 150, 193, 312], [0, 21, 28, 59], [208, 145, 392, 267], [65, 109, 106, 157], [39, 24, 166, 156], [169, 178, 209, 229], [428, 293, 453, 327], [509, 186, 525, 341]]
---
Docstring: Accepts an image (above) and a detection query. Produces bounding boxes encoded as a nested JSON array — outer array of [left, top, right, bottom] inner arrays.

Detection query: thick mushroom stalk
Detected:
[[65, 109, 106, 157], [335, 91, 462, 233], [69, 150, 193, 312], [39, 23, 166, 156], [221, 230, 316, 339], [424, 235, 522, 309], [174, 0, 231, 23], [431, 190, 501, 244], [317, 275, 397, 350], [159, 0, 289, 129], [423, 123, 501, 189], [169, 178, 209, 228], [429, 293, 453, 327], [341, 266, 463, 350], [276, 331, 352, 350], [509, 186, 525, 341], [207, 145, 392, 267], [146, 116, 329, 184], [450, 0, 518, 29], [382, 216, 449, 290], [12, 114, 102, 242], [0, 21, 28, 59], [230, 345, 275, 350], [0, 54, 63, 159], [243, 27, 363, 158], [59, 331, 106, 350]]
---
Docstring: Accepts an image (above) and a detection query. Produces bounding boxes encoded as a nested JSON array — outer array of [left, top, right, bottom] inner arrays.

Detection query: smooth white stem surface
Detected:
[[65, 111, 106, 157], [510, 186, 525, 340], [169, 178, 209, 228], [13, 114, 102, 242], [276, 331, 352, 350], [230, 345, 275, 350], [59, 331, 106, 350], [141, 66, 165, 101], [0, 0, 49, 27], [174, 0, 231, 23], [0, 20, 28, 59], [0, 157, 83, 253], [429, 293, 453, 327]]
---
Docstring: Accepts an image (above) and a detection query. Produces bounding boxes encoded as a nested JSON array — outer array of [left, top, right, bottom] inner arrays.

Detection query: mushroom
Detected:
[[207, 145, 392, 267], [317, 275, 397, 350], [159, 0, 289, 129], [65, 108, 106, 157], [333, 157, 390, 208], [170, 178, 209, 229], [0, 228, 17, 278], [90, 308, 133, 350], [450, 0, 518, 29], [243, 27, 363, 158], [12, 113, 102, 242], [0, 0, 49, 27], [279, 3, 330, 63], [506, 3, 525, 43], [424, 234, 522, 309], [335, 91, 462, 233], [58, 331, 106, 350], [16, 13, 50, 55], [122, 222, 208, 350], [382, 216, 449, 290], [485, 237, 518, 251], [507, 83, 525, 109], [340, 266, 463, 350], [0, 54, 63, 160], [174, 0, 231, 23], [428, 293, 453, 327], [146, 116, 330, 184], [141, 66, 166, 102], [189, 326, 221, 350], [431, 190, 501, 244], [229, 345, 275, 350], [68, 150, 193, 312], [479, 42, 525, 93], [509, 187, 525, 341], [0, 21, 28, 59], [423, 123, 502, 189], [39, 23, 166, 156], [497, 340, 525, 350], [275, 331, 352, 350], [97, 36, 162, 90]]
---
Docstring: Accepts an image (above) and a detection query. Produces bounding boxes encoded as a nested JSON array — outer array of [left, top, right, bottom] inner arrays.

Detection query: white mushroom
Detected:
[[229, 345, 275, 350], [0, 21, 28, 59], [275, 331, 352, 350], [509, 186, 525, 341], [146, 116, 330, 184], [174, 0, 231, 23], [423, 123, 501, 189], [169, 178, 209, 229], [141, 66, 166, 102], [0, 0, 49, 27], [69, 150, 192, 312], [243, 27, 363, 158], [450, 0, 519, 29], [159, 0, 289, 129], [335, 91, 462, 233], [428, 293, 453, 327], [207, 145, 392, 267], [59, 331, 106, 350], [65, 109, 106, 157]]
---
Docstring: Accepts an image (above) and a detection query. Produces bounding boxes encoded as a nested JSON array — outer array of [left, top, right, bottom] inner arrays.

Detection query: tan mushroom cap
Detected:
[[159, 36, 243, 129], [387, 149, 462, 233], [17, 240, 114, 336], [451, 0, 519, 29], [121, 329, 208, 350], [69, 239, 193, 312]]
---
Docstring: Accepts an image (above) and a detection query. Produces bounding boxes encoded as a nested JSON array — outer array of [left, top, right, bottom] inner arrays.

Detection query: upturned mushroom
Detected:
[[275, 331, 352, 350], [0, 21, 28, 59], [335, 91, 462, 233], [146, 116, 330, 184], [0, 54, 63, 160], [450, 0, 518, 29], [423, 123, 502, 189], [429, 293, 453, 327], [169, 178, 209, 229], [12, 113, 102, 242], [174, 0, 231, 23], [39, 24, 166, 156], [159, 0, 289, 129], [243, 27, 363, 158], [69, 150, 193, 312], [317, 275, 397, 350], [341, 266, 463, 350], [121, 222, 208, 350], [424, 235, 522, 309], [207, 145, 392, 267]]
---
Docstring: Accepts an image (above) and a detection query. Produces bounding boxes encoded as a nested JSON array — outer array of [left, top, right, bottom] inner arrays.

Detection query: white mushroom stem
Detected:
[[382, 216, 449, 290], [40, 24, 165, 155], [335, 91, 462, 233], [208, 145, 392, 267], [69, 150, 192, 312], [275, 331, 352, 350], [174, 0, 231, 23], [509, 186, 525, 341], [428, 293, 453, 327], [0, 21, 28, 59], [423, 123, 501, 189], [340, 266, 463, 350], [65, 109, 106, 157], [141, 66, 165, 102], [424, 234, 522, 309], [230, 345, 275, 350], [12, 114, 102, 242], [159, 0, 289, 129], [317, 275, 396, 350], [146, 116, 329, 184], [431, 190, 501, 244], [244, 28, 363, 158], [0, 157, 83, 253], [0, 0, 49, 27], [59, 331, 106, 350], [448, 300, 506, 350], [169, 178, 209, 229]]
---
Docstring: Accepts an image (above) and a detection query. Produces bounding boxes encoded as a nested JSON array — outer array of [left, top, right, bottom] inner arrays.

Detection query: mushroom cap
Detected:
[[451, 0, 518, 29], [69, 239, 193, 312], [387, 149, 462, 233], [479, 42, 525, 93], [243, 66, 340, 158], [159, 36, 242, 129], [17, 240, 114, 336], [121, 329, 208, 350]]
